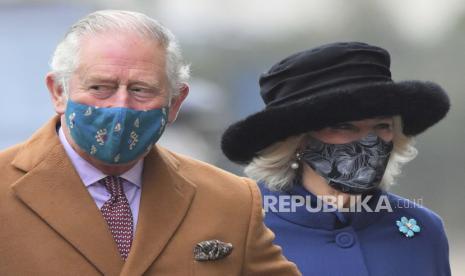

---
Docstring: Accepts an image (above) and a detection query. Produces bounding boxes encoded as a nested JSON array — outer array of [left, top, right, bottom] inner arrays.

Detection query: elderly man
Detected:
[[0, 10, 300, 275]]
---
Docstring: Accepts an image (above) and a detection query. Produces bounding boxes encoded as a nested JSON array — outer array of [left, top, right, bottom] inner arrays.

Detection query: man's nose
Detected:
[[112, 86, 131, 107]]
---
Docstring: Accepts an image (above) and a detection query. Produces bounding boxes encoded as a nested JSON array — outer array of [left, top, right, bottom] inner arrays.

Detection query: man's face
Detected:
[[45, 32, 188, 170], [68, 33, 171, 111], [47, 31, 188, 123]]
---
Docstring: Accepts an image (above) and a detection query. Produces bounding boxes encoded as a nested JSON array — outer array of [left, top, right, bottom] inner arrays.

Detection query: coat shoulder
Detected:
[[0, 142, 26, 191], [386, 192, 445, 231], [160, 147, 257, 202], [0, 142, 24, 167], [384, 192, 450, 274]]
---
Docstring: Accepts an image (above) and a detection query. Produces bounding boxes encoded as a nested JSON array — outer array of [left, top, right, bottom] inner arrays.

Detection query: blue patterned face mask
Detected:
[[65, 99, 169, 164], [301, 133, 393, 194]]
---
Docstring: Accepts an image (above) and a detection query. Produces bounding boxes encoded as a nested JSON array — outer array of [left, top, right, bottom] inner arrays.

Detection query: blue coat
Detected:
[[260, 183, 451, 276]]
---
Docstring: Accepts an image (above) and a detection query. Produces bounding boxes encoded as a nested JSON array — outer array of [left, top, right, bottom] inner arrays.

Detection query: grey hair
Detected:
[[244, 116, 418, 191], [49, 10, 190, 97]]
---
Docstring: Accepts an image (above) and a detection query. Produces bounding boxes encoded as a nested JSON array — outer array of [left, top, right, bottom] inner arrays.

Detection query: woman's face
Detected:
[[309, 117, 394, 144]]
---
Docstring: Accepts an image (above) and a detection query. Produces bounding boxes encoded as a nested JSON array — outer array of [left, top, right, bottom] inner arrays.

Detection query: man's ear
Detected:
[[46, 72, 67, 115], [167, 84, 189, 123]]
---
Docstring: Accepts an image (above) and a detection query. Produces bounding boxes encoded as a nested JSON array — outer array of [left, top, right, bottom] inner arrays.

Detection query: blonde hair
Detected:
[[244, 116, 418, 191]]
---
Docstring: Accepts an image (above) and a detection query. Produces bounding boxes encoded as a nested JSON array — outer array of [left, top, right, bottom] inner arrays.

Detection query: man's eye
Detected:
[[130, 87, 157, 97], [131, 87, 146, 93], [89, 85, 115, 93], [89, 85, 107, 91]]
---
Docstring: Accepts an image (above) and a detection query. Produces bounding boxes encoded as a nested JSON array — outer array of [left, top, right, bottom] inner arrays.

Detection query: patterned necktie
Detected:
[[99, 176, 134, 260]]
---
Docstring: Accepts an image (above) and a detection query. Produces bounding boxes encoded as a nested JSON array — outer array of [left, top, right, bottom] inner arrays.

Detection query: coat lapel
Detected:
[[121, 146, 196, 276], [10, 117, 124, 275]]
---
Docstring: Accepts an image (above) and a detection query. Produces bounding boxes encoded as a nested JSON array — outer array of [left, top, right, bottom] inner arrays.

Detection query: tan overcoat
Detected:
[[0, 117, 300, 276]]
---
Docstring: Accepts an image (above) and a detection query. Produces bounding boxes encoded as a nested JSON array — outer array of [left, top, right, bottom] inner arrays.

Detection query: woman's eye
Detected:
[[376, 123, 392, 130], [331, 123, 355, 130]]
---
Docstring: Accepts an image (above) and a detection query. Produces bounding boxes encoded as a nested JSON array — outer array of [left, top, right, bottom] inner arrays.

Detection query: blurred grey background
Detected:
[[0, 0, 464, 274]]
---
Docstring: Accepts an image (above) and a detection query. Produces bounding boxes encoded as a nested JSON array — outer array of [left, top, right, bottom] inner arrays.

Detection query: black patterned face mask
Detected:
[[301, 133, 394, 194]]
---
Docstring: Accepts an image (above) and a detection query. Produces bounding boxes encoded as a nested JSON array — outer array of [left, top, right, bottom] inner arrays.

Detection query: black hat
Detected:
[[221, 42, 450, 164]]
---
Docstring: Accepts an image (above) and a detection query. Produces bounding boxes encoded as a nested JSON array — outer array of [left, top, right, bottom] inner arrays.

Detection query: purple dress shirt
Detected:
[[58, 127, 142, 234]]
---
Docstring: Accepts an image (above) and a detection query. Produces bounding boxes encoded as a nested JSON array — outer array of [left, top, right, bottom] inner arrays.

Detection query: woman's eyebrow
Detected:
[[375, 116, 392, 120]]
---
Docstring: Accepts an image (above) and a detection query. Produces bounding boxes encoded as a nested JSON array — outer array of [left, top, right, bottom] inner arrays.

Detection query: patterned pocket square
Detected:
[[194, 239, 233, 261]]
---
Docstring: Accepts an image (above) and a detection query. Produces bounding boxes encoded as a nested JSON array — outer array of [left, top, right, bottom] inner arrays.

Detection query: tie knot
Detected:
[[100, 176, 124, 199]]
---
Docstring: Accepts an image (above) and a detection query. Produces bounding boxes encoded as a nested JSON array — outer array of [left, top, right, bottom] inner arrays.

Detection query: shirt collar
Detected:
[[58, 127, 143, 188]]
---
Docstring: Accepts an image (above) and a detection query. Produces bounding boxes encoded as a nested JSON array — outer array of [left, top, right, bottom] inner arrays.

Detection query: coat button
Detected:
[[335, 232, 355, 248]]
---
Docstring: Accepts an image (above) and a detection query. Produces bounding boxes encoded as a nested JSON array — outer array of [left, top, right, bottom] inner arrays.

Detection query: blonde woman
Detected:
[[221, 42, 451, 276]]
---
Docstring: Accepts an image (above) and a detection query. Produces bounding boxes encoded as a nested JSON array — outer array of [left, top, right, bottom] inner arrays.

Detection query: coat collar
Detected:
[[10, 116, 196, 275], [261, 182, 387, 231], [121, 145, 196, 276]]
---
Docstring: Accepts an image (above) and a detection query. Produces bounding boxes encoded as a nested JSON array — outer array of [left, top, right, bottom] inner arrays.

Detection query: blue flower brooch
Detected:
[[396, 217, 421, 238]]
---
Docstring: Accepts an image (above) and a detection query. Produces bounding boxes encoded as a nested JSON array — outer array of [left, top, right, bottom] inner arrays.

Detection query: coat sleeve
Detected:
[[240, 178, 301, 275]]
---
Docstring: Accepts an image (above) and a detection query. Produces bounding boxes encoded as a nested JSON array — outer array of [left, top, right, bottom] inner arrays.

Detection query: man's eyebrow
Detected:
[[81, 75, 118, 84], [129, 80, 161, 88], [81, 76, 160, 88]]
